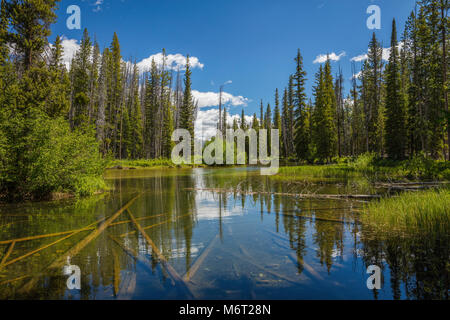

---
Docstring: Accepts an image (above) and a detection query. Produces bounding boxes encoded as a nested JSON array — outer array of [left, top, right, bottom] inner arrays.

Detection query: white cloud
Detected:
[[350, 42, 404, 63], [195, 109, 256, 141], [192, 90, 249, 108], [60, 38, 204, 73], [61, 37, 80, 69], [351, 71, 362, 80], [350, 54, 368, 62], [137, 52, 204, 72], [313, 52, 346, 64]]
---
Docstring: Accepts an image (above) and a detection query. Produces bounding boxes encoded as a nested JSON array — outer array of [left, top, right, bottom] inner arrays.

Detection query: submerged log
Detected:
[[0, 241, 15, 267], [185, 188, 381, 200], [18, 193, 142, 293]]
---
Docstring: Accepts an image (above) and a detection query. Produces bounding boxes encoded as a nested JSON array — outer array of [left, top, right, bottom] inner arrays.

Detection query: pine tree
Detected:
[[110, 32, 123, 157], [251, 113, 259, 130], [365, 33, 384, 154], [273, 88, 282, 148], [144, 59, 159, 158], [240, 109, 247, 130], [47, 35, 70, 118], [179, 56, 195, 146], [130, 63, 144, 159], [260, 100, 265, 129], [385, 19, 407, 159], [70, 28, 92, 129], [293, 49, 309, 160], [281, 87, 289, 158], [312, 60, 337, 162], [0, 0, 8, 66], [265, 103, 272, 152], [89, 41, 100, 124], [6, 0, 58, 70]]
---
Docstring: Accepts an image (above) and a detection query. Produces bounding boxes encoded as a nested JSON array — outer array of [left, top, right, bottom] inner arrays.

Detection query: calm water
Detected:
[[0, 167, 448, 300]]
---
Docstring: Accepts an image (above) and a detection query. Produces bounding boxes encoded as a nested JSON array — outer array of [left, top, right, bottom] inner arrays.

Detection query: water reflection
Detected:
[[0, 168, 448, 300]]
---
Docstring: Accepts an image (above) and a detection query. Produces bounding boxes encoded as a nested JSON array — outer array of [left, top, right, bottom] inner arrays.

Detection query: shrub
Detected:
[[0, 113, 107, 200]]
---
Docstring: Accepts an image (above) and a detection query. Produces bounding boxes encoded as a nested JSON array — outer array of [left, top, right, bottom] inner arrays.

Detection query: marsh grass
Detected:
[[362, 188, 450, 235]]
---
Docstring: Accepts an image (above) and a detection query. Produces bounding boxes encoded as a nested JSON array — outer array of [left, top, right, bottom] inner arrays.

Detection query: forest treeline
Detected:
[[227, 0, 448, 163]]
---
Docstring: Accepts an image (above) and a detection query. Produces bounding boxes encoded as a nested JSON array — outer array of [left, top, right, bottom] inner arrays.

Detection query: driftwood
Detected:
[[183, 234, 220, 282], [126, 209, 195, 299], [185, 188, 381, 200], [18, 194, 142, 293]]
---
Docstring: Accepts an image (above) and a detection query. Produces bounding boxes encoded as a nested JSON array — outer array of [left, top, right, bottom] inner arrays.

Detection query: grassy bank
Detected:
[[274, 154, 450, 182], [106, 158, 205, 169], [362, 188, 450, 235]]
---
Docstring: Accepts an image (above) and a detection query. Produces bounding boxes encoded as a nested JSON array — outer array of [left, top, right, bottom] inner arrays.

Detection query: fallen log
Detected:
[[185, 188, 381, 200]]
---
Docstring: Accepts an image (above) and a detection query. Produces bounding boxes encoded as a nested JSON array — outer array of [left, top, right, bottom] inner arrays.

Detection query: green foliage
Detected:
[[0, 109, 106, 200]]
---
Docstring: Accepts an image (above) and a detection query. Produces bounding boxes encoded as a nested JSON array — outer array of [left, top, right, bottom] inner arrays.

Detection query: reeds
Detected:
[[362, 188, 450, 235]]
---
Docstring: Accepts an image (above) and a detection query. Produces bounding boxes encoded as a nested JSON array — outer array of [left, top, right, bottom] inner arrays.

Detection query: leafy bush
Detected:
[[0, 113, 106, 200], [350, 152, 377, 172], [403, 153, 445, 180]]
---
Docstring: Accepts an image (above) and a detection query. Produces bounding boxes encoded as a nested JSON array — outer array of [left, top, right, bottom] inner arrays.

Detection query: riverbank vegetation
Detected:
[[276, 153, 450, 182], [362, 188, 450, 236]]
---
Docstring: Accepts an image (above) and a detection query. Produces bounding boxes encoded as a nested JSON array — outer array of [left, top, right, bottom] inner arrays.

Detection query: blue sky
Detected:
[[51, 0, 417, 139]]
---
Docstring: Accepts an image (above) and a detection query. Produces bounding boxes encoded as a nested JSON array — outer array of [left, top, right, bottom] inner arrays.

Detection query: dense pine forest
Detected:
[[0, 0, 448, 201], [236, 0, 448, 163]]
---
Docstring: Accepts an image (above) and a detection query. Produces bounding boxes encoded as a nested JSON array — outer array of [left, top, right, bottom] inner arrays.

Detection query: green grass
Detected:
[[362, 188, 450, 235], [274, 153, 450, 182]]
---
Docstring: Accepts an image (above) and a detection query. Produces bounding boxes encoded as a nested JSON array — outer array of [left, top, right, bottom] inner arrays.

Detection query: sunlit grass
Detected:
[[362, 188, 450, 235]]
